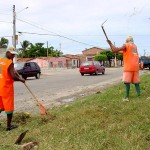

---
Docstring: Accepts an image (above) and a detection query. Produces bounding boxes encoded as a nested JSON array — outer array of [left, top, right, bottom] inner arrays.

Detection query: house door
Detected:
[[49, 62, 53, 68]]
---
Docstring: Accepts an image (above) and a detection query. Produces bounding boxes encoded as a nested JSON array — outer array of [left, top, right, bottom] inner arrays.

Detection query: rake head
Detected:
[[39, 103, 48, 116]]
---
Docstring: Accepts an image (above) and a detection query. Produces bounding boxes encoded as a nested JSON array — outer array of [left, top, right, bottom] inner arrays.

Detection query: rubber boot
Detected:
[[125, 83, 130, 98], [7, 113, 13, 129], [135, 84, 140, 96]]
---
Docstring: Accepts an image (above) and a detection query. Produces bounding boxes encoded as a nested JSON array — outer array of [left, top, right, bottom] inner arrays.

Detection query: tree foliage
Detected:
[[0, 37, 9, 48], [94, 54, 107, 61], [116, 53, 123, 66], [19, 40, 30, 58], [95, 50, 115, 67], [18, 40, 63, 58]]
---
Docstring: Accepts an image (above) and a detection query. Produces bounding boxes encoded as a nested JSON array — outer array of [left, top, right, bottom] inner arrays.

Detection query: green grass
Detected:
[[0, 73, 150, 150]]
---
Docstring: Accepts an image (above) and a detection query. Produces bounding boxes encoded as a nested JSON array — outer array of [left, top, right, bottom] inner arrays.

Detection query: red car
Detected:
[[79, 61, 105, 76]]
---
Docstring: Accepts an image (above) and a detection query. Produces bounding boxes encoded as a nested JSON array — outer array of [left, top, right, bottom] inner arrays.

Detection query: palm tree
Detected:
[[0, 37, 9, 48], [20, 40, 30, 57]]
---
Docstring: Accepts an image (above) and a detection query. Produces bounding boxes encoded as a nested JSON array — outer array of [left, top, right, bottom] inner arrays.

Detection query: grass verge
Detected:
[[0, 73, 150, 150]]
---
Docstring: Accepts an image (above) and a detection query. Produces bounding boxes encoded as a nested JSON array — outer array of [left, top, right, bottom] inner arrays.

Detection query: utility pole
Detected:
[[47, 41, 48, 57], [114, 42, 117, 67], [59, 43, 61, 51], [13, 5, 17, 63], [144, 49, 146, 56], [13, 5, 16, 50]]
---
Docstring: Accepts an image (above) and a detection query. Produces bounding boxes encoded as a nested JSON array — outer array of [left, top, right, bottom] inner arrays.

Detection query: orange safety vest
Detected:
[[123, 43, 139, 72], [0, 57, 14, 96]]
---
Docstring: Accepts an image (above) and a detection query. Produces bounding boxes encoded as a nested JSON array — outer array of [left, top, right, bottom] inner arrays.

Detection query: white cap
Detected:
[[6, 46, 18, 55]]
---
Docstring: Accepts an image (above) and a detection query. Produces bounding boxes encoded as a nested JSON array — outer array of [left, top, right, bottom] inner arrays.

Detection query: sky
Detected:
[[0, 0, 150, 56]]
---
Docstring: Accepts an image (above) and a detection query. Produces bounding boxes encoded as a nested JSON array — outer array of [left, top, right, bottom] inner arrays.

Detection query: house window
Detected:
[[73, 60, 76, 65], [58, 61, 63, 68]]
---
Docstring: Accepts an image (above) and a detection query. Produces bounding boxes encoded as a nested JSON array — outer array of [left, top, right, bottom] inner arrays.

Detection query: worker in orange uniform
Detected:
[[0, 46, 25, 131], [107, 36, 140, 101]]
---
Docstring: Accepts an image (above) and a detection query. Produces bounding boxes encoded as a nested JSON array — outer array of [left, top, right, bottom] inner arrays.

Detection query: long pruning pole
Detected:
[[101, 20, 114, 51]]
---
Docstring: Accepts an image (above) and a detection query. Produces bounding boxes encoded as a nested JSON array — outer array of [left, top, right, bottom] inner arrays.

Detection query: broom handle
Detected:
[[15, 68, 42, 107], [24, 83, 47, 115], [24, 83, 40, 105]]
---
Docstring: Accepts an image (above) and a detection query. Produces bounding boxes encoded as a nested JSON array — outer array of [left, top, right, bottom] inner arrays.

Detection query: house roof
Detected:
[[17, 58, 34, 62], [17, 56, 67, 62], [82, 47, 104, 52], [63, 54, 81, 59]]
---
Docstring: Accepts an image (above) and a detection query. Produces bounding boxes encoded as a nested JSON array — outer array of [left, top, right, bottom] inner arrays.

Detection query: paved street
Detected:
[[0, 67, 148, 115], [12, 67, 123, 114]]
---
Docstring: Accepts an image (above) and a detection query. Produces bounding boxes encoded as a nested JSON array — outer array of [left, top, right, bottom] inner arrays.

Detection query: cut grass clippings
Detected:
[[0, 73, 149, 150]]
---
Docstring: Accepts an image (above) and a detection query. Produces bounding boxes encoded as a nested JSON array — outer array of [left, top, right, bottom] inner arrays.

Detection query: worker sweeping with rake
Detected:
[[101, 21, 140, 101], [0, 46, 25, 131]]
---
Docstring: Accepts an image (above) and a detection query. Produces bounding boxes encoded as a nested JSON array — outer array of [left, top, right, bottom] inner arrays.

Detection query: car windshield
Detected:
[[81, 61, 93, 66], [14, 62, 25, 69]]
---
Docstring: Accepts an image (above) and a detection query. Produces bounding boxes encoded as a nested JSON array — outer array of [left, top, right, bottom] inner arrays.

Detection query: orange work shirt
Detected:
[[123, 43, 139, 72], [0, 57, 14, 97]]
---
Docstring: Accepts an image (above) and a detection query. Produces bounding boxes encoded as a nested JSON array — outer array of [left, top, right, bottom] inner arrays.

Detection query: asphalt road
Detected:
[[12, 67, 123, 114]]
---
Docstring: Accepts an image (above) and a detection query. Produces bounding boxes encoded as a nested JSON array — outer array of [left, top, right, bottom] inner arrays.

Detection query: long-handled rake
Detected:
[[101, 20, 114, 51], [15, 68, 48, 116], [24, 83, 48, 116]]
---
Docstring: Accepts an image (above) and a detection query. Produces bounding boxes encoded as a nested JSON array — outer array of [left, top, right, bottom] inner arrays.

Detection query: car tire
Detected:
[[22, 75, 27, 80], [81, 73, 84, 76], [36, 73, 40, 79], [102, 70, 105, 74], [95, 70, 98, 75]]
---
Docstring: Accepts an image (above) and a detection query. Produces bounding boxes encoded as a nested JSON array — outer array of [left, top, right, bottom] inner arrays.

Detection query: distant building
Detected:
[[17, 57, 67, 69], [47, 57, 67, 68], [63, 54, 80, 68], [82, 47, 105, 61]]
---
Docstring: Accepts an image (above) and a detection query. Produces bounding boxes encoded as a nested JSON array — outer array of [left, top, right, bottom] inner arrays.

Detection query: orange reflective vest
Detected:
[[123, 43, 139, 72], [0, 57, 14, 96]]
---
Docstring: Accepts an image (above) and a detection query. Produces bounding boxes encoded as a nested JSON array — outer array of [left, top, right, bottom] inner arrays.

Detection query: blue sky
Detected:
[[0, 0, 150, 56]]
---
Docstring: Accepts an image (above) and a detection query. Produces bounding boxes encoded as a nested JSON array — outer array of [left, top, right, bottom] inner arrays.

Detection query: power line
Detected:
[[16, 18, 150, 38], [16, 17, 97, 47], [17, 31, 57, 36]]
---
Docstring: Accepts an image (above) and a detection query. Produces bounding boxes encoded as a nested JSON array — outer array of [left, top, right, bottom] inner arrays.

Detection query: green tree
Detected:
[[0, 37, 9, 48], [101, 50, 115, 67], [19, 40, 30, 57], [18, 41, 64, 58], [94, 54, 107, 65], [116, 53, 123, 66], [51, 49, 63, 57], [27, 43, 45, 57]]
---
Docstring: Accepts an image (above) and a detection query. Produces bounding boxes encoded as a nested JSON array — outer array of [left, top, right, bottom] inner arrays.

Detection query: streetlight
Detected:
[[17, 7, 29, 14], [13, 5, 16, 50], [13, 5, 29, 50], [47, 41, 48, 57], [12, 5, 28, 62], [114, 42, 117, 67]]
